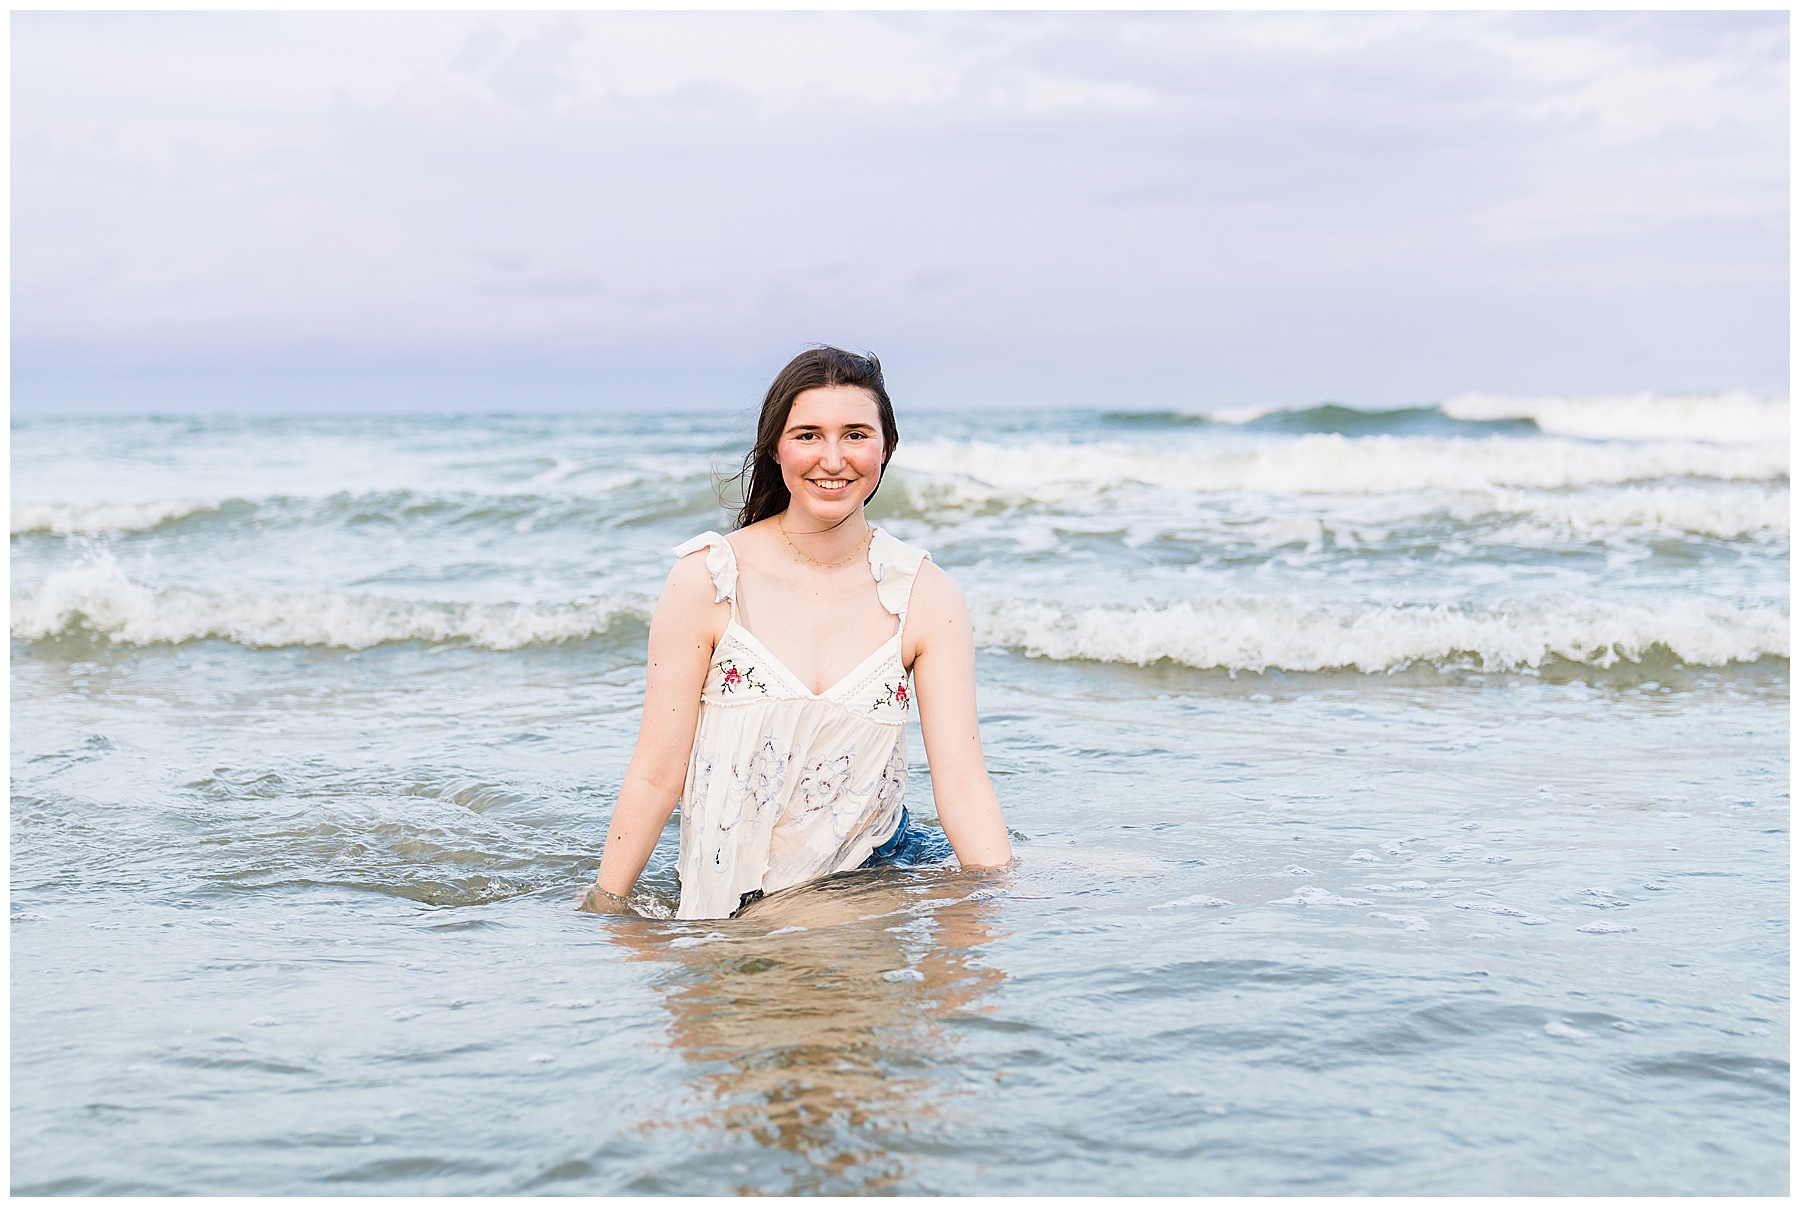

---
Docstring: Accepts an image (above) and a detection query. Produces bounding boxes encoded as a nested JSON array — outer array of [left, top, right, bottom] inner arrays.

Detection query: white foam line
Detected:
[[1479, 485, 1788, 540], [17, 552, 1789, 670], [971, 595, 1789, 673], [891, 432, 1786, 505], [12, 499, 223, 536], [1442, 390, 1787, 445], [12, 551, 649, 650], [1143, 390, 1786, 444]]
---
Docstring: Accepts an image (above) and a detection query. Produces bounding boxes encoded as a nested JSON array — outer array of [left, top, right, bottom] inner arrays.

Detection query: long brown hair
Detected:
[[730, 346, 899, 530]]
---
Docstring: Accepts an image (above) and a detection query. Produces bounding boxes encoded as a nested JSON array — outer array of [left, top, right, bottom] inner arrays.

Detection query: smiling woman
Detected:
[[584, 347, 1013, 919]]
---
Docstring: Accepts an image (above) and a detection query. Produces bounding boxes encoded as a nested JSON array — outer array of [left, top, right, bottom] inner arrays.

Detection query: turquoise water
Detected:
[[12, 400, 1788, 1193]]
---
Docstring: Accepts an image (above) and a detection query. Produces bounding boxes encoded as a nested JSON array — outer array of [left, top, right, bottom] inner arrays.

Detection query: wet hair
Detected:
[[730, 346, 899, 529]]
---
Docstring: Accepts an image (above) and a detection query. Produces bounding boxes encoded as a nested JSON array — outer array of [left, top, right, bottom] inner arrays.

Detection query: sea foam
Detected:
[[1156, 390, 1786, 444], [1478, 485, 1788, 541], [12, 499, 224, 536], [890, 432, 1786, 508], [1441, 390, 1787, 445], [970, 595, 1788, 673], [13, 552, 647, 650], [17, 556, 1785, 670]]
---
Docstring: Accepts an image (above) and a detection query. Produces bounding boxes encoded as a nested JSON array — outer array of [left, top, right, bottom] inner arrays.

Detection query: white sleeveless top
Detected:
[[670, 527, 932, 920]]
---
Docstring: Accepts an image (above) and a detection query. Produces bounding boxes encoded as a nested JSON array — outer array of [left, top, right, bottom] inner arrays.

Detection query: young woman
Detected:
[[585, 347, 1013, 920]]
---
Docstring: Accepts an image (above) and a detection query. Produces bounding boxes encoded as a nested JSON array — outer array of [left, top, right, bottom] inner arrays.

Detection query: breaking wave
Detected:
[[969, 595, 1788, 673], [1473, 485, 1788, 541], [13, 553, 650, 650], [12, 499, 226, 536], [1441, 390, 1786, 445], [1111, 390, 1787, 445], [18, 553, 1783, 674], [889, 432, 1786, 507], [13, 483, 726, 539]]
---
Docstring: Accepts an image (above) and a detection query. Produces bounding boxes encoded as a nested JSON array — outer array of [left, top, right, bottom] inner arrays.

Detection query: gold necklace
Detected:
[[778, 511, 871, 568]]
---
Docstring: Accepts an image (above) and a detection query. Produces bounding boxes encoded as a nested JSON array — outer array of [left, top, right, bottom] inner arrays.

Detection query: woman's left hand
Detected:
[[576, 883, 640, 916]]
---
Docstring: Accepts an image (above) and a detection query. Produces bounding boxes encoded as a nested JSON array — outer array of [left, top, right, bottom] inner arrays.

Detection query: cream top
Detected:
[[670, 527, 932, 919]]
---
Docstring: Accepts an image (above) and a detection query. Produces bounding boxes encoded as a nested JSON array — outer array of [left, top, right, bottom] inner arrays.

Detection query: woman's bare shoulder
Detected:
[[666, 543, 714, 585], [909, 559, 970, 623], [659, 542, 726, 622]]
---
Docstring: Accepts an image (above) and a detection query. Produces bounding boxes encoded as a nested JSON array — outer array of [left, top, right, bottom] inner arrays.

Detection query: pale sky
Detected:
[[12, 10, 1789, 413]]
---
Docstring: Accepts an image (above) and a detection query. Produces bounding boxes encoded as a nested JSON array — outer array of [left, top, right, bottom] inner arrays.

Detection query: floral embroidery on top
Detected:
[[715, 658, 767, 696], [871, 680, 911, 712]]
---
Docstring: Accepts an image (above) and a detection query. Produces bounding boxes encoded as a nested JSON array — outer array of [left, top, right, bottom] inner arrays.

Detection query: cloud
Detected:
[[11, 11, 1788, 411]]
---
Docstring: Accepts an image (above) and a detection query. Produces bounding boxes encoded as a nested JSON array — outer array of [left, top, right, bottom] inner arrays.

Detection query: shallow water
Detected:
[[12, 400, 1789, 1194]]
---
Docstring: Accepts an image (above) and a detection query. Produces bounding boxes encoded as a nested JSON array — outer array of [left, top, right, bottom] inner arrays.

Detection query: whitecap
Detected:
[[1481, 484, 1787, 541], [11, 498, 224, 536], [11, 549, 650, 651], [1441, 390, 1787, 445], [1274, 885, 1373, 906], [969, 593, 1788, 674], [1453, 901, 1548, 924], [1150, 895, 1232, 910], [891, 428, 1786, 509]]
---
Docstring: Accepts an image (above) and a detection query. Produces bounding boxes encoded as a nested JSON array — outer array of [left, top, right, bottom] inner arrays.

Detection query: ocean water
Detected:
[[11, 394, 1788, 1194]]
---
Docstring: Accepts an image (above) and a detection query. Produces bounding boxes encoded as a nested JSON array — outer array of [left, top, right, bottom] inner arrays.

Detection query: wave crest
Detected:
[[12, 499, 225, 536], [1479, 485, 1788, 541], [13, 554, 649, 650], [970, 596, 1788, 673], [1126, 390, 1786, 444], [1441, 390, 1786, 445], [13, 483, 726, 539], [890, 433, 1786, 507]]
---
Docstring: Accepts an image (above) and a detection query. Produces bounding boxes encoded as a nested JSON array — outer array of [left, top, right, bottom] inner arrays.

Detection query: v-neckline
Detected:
[[725, 619, 900, 701]]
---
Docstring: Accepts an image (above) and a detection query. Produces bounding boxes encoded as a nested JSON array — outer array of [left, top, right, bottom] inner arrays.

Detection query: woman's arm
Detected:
[[589, 552, 722, 902], [907, 562, 1013, 867]]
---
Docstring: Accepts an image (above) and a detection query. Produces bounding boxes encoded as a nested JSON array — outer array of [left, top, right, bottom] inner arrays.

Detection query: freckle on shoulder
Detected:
[[665, 549, 716, 594]]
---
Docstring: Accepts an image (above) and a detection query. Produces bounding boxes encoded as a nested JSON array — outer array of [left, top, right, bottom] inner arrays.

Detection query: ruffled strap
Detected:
[[673, 531, 738, 605], [867, 528, 931, 624]]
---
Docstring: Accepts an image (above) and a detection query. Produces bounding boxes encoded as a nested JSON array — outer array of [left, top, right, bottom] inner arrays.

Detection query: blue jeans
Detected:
[[734, 808, 955, 915], [862, 806, 955, 868]]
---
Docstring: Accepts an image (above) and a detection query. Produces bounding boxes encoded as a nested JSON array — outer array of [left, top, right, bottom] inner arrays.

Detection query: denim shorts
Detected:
[[861, 806, 955, 868]]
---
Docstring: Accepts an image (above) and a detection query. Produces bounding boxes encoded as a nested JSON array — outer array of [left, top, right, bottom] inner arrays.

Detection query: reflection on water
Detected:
[[606, 868, 1008, 1194]]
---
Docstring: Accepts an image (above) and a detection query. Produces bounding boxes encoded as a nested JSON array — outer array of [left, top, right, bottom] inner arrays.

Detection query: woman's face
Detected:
[[776, 385, 887, 523]]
